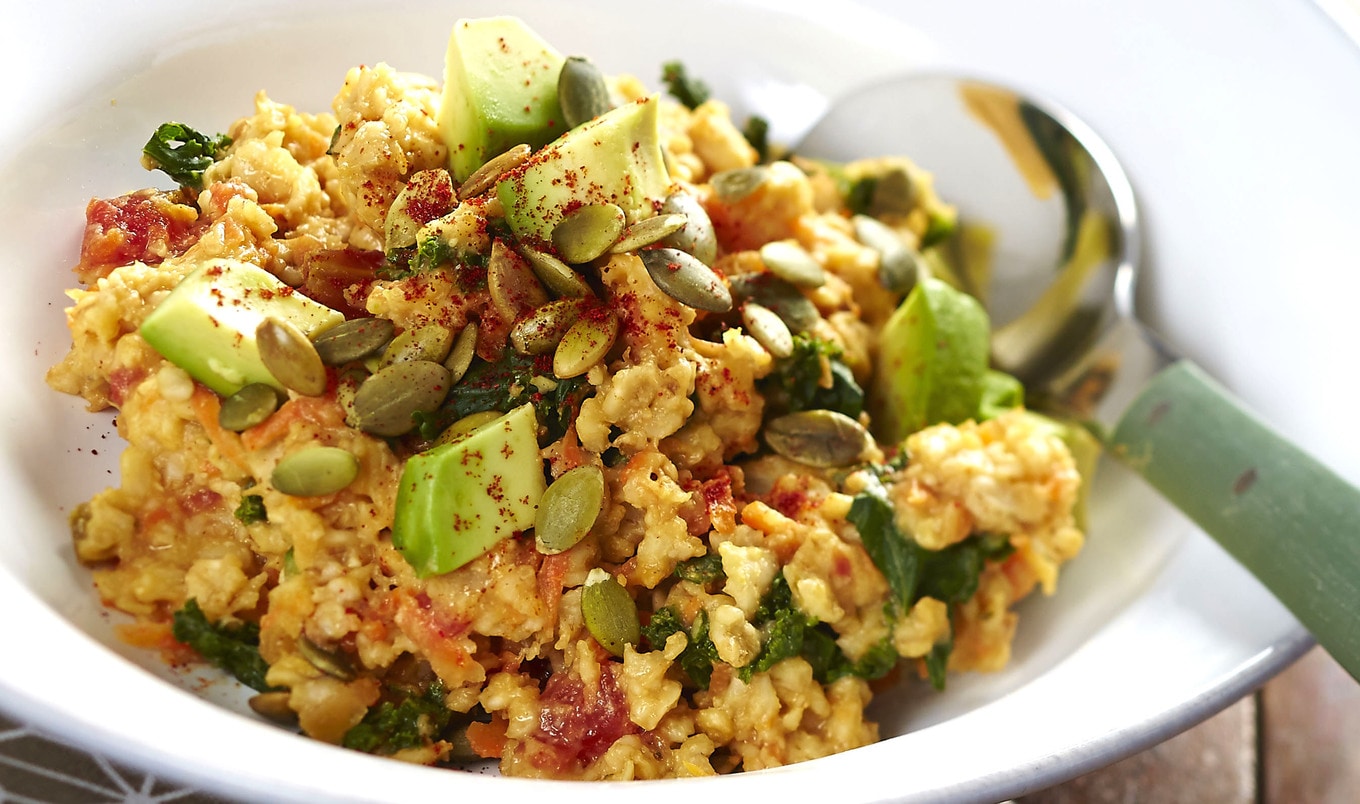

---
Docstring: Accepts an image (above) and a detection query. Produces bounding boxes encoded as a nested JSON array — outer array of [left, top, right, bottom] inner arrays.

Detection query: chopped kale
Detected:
[[342, 682, 452, 755], [759, 334, 864, 419], [380, 235, 465, 281], [845, 475, 1021, 690], [642, 607, 720, 689], [171, 599, 277, 693], [412, 350, 592, 444], [327, 124, 342, 156], [920, 208, 958, 249], [673, 553, 726, 585], [742, 115, 771, 162], [234, 494, 267, 526], [660, 61, 711, 109], [803, 628, 899, 684], [142, 122, 232, 191], [845, 175, 879, 217]]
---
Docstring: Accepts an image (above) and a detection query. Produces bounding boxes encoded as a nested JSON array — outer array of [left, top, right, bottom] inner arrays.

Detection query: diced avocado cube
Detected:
[[392, 403, 546, 577], [496, 96, 672, 246], [139, 258, 345, 396], [438, 16, 567, 183]]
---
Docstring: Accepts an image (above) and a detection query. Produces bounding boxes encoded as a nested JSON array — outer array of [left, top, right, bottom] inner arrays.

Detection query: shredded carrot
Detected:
[[240, 396, 343, 451], [190, 386, 249, 470], [465, 717, 509, 759], [537, 551, 572, 626]]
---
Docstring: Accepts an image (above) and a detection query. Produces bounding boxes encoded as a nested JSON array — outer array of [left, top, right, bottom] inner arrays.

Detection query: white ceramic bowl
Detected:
[[3, 1, 1357, 801]]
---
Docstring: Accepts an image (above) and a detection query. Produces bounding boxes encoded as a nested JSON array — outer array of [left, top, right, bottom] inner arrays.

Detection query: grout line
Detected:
[[1254, 688, 1267, 804]]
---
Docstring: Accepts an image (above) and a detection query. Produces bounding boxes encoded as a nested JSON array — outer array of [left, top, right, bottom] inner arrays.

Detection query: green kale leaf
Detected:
[[660, 61, 710, 110], [342, 683, 452, 755], [170, 599, 277, 692], [760, 334, 864, 419], [234, 494, 267, 526], [642, 606, 720, 689], [142, 122, 232, 191], [673, 553, 726, 585], [413, 350, 591, 444], [743, 115, 771, 162]]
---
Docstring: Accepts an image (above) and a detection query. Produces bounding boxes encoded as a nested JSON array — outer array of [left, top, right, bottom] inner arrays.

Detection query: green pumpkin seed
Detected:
[[444, 323, 478, 383], [658, 191, 717, 265], [218, 383, 283, 432], [640, 247, 732, 313], [535, 465, 606, 555], [518, 245, 593, 298], [433, 410, 503, 447], [853, 214, 920, 294], [257, 317, 328, 397], [271, 446, 360, 497], [312, 318, 395, 366], [728, 273, 820, 333], [297, 635, 356, 681], [248, 691, 297, 724], [458, 143, 532, 201], [742, 302, 795, 359], [378, 324, 454, 369], [558, 56, 612, 128], [764, 409, 870, 468], [867, 166, 916, 218], [710, 166, 771, 203], [352, 360, 451, 436], [553, 310, 619, 379], [488, 239, 549, 321], [552, 203, 626, 264], [581, 569, 640, 657], [511, 299, 584, 356], [385, 169, 455, 249], [759, 240, 826, 289], [610, 213, 688, 254]]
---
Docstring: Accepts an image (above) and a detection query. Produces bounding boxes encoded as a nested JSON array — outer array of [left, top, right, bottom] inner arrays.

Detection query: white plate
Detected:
[[1, 0, 1355, 801]]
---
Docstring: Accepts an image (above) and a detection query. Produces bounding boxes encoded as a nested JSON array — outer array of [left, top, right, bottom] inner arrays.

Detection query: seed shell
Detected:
[[639, 247, 732, 313], [764, 409, 870, 468], [558, 56, 613, 128], [742, 302, 795, 359], [759, 240, 826, 289], [728, 273, 819, 332], [511, 299, 585, 356], [581, 570, 640, 657], [257, 317, 328, 397], [444, 323, 478, 383], [552, 203, 626, 264], [385, 169, 455, 249], [378, 324, 455, 369], [853, 214, 920, 294], [553, 310, 619, 379], [352, 360, 452, 437], [218, 383, 283, 432], [488, 239, 549, 320], [518, 246, 594, 298], [271, 446, 360, 497], [535, 465, 606, 555], [312, 318, 395, 366], [458, 143, 532, 201], [658, 191, 717, 264], [710, 166, 771, 203], [611, 213, 689, 255]]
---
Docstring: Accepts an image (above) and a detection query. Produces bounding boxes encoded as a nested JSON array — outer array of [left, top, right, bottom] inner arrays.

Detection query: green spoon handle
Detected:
[[1109, 359, 1360, 680]]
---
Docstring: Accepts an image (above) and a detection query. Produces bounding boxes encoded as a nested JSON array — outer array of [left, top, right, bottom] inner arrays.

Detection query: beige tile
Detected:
[[1261, 647, 1360, 804]]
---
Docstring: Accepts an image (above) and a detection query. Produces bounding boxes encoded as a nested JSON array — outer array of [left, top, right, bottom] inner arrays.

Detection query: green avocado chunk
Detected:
[[392, 403, 546, 577], [139, 258, 344, 396], [438, 16, 567, 183], [495, 96, 672, 246], [870, 276, 990, 443]]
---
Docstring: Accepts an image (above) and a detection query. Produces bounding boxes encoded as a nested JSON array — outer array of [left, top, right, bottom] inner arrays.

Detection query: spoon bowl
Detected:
[[798, 73, 1360, 684]]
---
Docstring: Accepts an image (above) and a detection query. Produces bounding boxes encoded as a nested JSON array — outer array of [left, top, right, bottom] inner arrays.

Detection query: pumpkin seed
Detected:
[[728, 272, 818, 332], [385, 169, 455, 249], [558, 56, 612, 128], [552, 203, 626, 264], [710, 166, 771, 203], [271, 446, 360, 496], [248, 691, 296, 724], [312, 317, 395, 366], [378, 323, 454, 369], [352, 360, 452, 436], [742, 302, 795, 359], [759, 240, 826, 289], [458, 143, 532, 201], [554, 310, 619, 379], [488, 239, 549, 321], [764, 410, 870, 468], [218, 383, 283, 432], [444, 323, 478, 383], [868, 166, 917, 218], [610, 213, 688, 254], [298, 635, 356, 681], [639, 247, 732, 313], [257, 317, 327, 397], [510, 298, 584, 356], [518, 245, 593, 298], [535, 465, 606, 555], [853, 214, 920, 294], [433, 410, 503, 447], [581, 569, 640, 657], [658, 191, 717, 265]]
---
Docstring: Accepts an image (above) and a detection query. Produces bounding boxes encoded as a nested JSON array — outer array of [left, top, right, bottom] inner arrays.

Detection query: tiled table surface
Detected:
[[3, 646, 1355, 803]]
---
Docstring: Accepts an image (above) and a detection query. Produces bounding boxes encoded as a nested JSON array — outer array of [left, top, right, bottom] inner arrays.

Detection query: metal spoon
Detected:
[[798, 73, 1360, 682]]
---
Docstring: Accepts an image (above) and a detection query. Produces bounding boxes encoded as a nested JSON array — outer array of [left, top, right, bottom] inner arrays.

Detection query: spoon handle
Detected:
[[1109, 359, 1360, 681]]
